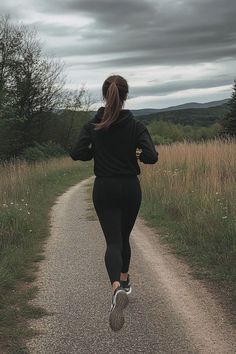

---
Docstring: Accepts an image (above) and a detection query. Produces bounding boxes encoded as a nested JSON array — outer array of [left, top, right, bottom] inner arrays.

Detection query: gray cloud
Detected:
[[30, 0, 236, 65], [52, 45, 236, 68], [4, 0, 235, 66], [0, 0, 235, 107], [87, 75, 233, 100], [130, 75, 233, 97], [35, 0, 156, 27], [25, 22, 80, 37]]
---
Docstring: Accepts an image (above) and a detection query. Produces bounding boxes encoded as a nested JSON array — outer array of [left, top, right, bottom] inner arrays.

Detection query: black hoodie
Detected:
[[69, 106, 158, 177]]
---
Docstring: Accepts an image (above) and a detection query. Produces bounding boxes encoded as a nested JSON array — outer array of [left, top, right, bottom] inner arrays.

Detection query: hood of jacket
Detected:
[[94, 106, 134, 128]]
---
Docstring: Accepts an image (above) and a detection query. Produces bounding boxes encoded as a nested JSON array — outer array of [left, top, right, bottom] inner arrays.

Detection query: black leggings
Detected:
[[92, 175, 142, 284]]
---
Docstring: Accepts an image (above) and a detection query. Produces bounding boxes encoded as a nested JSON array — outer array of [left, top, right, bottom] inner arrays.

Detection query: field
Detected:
[[139, 138, 236, 288]]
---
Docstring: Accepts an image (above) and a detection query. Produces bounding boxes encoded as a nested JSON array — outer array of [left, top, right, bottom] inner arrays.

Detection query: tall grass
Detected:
[[0, 157, 93, 353], [139, 138, 236, 284]]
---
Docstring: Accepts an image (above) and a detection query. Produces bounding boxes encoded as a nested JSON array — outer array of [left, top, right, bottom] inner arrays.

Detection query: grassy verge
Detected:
[[0, 157, 93, 353], [138, 139, 236, 312]]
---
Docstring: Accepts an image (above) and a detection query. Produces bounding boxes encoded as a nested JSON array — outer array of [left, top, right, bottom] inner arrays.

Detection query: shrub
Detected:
[[20, 141, 66, 162]]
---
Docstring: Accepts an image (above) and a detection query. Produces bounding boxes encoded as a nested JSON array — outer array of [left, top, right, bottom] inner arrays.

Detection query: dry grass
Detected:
[[0, 157, 78, 203], [139, 138, 236, 284]]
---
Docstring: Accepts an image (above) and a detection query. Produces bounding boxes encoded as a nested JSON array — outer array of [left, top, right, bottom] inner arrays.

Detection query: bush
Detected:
[[20, 141, 66, 162], [148, 120, 221, 144], [152, 134, 173, 145]]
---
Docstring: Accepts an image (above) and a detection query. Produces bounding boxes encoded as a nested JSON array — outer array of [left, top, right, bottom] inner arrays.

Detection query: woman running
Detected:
[[69, 75, 158, 331]]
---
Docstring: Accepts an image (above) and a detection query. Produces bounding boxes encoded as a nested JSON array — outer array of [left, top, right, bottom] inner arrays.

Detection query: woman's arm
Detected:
[[69, 123, 94, 161], [136, 122, 158, 164]]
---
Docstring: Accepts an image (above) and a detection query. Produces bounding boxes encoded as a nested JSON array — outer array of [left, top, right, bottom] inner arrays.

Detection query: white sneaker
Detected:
[[109, 286, 129, 331]]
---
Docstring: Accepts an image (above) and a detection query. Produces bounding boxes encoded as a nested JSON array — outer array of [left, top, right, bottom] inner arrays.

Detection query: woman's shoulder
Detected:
[[135, 119, 147, 135]]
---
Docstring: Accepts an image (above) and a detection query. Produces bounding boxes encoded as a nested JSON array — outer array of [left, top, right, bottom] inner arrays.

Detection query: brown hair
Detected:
[[93, 75, 129, 130]]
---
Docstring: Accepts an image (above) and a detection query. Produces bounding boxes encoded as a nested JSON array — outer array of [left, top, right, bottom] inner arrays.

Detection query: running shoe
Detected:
[[109, 286, 129, 331], [120, 274, 132, 294]]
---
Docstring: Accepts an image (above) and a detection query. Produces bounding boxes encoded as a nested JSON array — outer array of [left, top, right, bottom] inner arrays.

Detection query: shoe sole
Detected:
[[124, 285, 132, 295], [109, 291, 129, 331]]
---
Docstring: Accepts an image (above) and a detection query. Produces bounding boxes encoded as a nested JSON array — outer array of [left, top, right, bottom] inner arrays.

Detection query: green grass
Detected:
[[139, 194, 236, 282], [139, 194, 236, 324], [0, 157, 93, 353]]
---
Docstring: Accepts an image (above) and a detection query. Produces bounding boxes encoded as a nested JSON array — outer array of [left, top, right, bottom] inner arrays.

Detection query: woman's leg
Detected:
[[92, 177, 123, 291], [120, 177, 142, 277], [95, 207, 123, 285]]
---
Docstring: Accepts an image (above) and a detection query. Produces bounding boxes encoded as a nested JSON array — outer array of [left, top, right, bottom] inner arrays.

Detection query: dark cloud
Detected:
[[27, 0, 236, 67], [52, 45, 236, 68], [35, 0, 156, 28], [130, 75, 232, 98]]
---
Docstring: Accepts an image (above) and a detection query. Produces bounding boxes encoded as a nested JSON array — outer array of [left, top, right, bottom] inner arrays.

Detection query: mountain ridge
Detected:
[[129, 98, 229, 117]]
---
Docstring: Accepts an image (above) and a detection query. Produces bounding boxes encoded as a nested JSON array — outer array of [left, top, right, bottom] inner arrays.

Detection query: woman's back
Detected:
[[70, 105, 158, 177]]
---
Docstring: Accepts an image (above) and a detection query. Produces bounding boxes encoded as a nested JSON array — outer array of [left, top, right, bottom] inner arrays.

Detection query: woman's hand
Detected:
[[136, 148, 142, 160]]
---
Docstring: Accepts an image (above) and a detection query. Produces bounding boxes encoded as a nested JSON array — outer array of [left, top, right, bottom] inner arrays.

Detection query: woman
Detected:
[[69, 75, 158, 331]]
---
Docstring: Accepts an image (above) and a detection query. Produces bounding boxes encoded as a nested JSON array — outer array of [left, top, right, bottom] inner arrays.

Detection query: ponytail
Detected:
[[94, 75, 128, 131]]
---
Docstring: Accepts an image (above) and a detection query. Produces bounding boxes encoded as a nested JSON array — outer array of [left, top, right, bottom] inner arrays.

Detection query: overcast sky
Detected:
[[2, 0, 236, 109]]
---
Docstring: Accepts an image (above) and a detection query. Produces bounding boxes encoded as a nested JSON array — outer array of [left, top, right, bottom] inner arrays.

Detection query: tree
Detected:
[[220, 80, 236, 137], [60, 85, 96, 148], [0, 15, 97, 160], [0, 15, 66, 155], [0, 14, 23, 119]]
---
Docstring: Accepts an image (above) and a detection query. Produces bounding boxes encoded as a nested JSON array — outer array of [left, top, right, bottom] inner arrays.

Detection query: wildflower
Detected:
[[215, 192, 219, 195], [25, 203, 28, 206], [10, 202, 14, 205], [29, 229, 32, 233], [222, 216, 227, 219], [27, 211, 31, 215], [3, 203, 8, 207], [21, 199, 24, 202]]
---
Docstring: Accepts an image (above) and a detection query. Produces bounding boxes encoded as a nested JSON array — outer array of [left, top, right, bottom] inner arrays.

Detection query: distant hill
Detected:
[[137, 102, 230, 127], [130, 99, 229, 117]]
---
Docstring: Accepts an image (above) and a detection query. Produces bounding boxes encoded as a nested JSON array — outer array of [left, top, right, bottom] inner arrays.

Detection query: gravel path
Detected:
[[26, 176, 236, 354]]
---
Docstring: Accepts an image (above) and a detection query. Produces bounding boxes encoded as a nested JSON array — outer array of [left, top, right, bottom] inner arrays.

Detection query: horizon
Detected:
[[90, 97, 230, 111]]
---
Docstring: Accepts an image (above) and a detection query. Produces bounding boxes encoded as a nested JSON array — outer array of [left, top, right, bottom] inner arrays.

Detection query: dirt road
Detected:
[[26, 176, 235, 354]]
